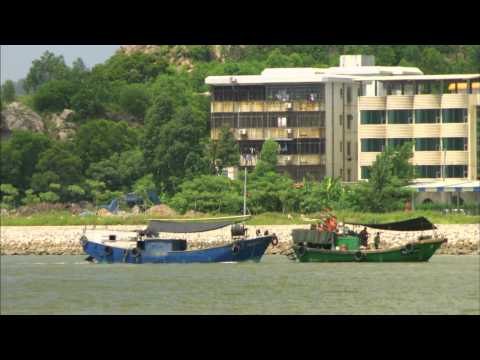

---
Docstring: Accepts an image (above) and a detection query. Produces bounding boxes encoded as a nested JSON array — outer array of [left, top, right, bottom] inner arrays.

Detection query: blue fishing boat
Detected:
[[80, 216, 278, 264]]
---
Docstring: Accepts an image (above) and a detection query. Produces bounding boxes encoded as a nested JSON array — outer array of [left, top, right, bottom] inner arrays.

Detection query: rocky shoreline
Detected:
[[1, 224, 478, 256]]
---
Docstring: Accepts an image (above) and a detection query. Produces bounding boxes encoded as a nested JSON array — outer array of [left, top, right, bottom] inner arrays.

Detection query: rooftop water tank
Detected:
[[340, 55, 375, 67]]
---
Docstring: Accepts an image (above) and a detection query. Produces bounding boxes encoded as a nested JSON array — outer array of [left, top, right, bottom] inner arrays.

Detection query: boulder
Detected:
[[1, 102, 44, 137]]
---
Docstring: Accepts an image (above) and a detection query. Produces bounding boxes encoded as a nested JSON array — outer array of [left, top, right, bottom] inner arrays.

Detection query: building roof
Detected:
[[205, 66, 424, 86], [356, 74, 480, 82], [407, 180, 480, 192]]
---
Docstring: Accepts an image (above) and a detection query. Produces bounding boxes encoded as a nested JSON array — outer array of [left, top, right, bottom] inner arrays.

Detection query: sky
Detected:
[[0, 45, 120, 83]]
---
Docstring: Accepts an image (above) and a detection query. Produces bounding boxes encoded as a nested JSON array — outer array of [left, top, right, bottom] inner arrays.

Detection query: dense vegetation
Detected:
[[1, 45, 479, 216]]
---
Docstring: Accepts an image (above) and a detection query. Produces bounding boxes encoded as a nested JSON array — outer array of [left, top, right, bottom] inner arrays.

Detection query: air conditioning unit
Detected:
[[285, 156, 292, 163], [463, 115, 468, 122], [240, 129, 247, 136], [436, 171, 441, 178], [408, 116, 413, 123], [286, 102, 293, 110], [435, 115, 441, 122], [230, 77, 237, 83]]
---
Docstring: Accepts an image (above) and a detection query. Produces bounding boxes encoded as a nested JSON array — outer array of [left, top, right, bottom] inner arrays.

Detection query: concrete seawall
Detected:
[[1, 224, 479, 256]]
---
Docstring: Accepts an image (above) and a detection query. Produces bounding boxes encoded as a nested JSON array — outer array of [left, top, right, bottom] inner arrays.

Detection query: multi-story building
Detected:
[[205, 55, 480, 192], [205, 55, 422, 181]]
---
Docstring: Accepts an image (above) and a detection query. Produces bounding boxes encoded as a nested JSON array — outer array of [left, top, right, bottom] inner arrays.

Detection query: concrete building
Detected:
[[356, 73, 480, 205], [205, 55, 422, 181], [205, 55, 480, 198]]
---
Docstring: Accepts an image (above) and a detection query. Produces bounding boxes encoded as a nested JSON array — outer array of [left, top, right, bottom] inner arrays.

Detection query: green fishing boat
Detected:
[[291, 217, 447, 263]]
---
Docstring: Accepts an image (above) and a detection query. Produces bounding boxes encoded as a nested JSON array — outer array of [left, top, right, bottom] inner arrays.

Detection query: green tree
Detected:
[[145, 106, 208, 193], [32, 79, 78, 113], [254, 139, 278, 176], [117, 84, 150, 119], [207, 126, 239, 172], [0, 131, 52, 191], [169, 175, 243, 214], [0, 184, 19, 208], [349, 145, 414, 212], [1, 80, 16, 103], [133, 174, 157, 206], [92, 52, 169, 84], [74, 119, 138, 169], [86, 148, 147, 191], [24, 51, 69, 93], [34, 142, 83, 186]]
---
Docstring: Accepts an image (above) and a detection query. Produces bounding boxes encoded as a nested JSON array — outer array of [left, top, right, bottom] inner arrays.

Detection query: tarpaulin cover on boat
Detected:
[[347, 217, 436, 231], [292, 229, 337, 244], [144, 216, 250, 234]]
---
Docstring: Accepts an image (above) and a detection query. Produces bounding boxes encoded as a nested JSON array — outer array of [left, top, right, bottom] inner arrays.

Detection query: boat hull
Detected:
[[293, 239, 446, 263], [82, 236, 274, 264]]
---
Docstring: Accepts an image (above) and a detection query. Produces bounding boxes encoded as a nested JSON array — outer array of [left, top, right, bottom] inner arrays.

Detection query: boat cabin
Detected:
[[136, 239, 188, 253]]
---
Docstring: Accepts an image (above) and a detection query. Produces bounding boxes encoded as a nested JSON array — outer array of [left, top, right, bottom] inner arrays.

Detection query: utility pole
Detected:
[[243, 167, 247, 216]]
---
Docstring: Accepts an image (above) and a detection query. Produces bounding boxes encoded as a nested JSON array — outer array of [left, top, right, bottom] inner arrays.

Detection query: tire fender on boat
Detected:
[[132, 248, 141, 257], [104, 246, 113, 256], [271, 234, 279, 247], [297, 246, 306, 257], [354, 251, 365, 262], [80, 235, 88, 248], [232, 243, 241, 255]]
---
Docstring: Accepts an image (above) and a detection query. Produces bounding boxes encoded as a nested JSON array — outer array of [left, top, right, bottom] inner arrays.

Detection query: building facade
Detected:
[[357, 75, 480, 183], [205, 55, 421, 181]]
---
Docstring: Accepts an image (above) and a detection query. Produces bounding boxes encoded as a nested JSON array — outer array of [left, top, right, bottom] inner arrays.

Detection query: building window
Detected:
[[415, 138, 440, 151], [360, 110, 386, 125], [346, 87, 352, 104], [415, 109, 440, 124], [361, 139, 385, 152], [387, 138, 412, 149], [444, 165, 468, 178], [340, 168, 344, 177], [211, 113, 235, 128], [266, 85, 325, 102], [347, 169, 351, 182], [347, 114, 353, 129], [340, 141, 343, 152], [442, 108, 467, 123], [361, 166, 371, 179], [416, 165, 441, 178], [387, 110, 413, 124], [347, 141, 351, 156], [442, 138, 468, 151], [212, 86, 266, 101], [339, 114, 344, 126]]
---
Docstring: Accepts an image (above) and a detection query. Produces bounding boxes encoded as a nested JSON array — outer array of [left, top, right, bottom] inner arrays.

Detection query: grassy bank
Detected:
[[1, 210, 479, 226]]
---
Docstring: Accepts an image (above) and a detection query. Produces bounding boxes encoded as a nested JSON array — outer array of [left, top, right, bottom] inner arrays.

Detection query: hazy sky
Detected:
[[1, 45, 120, 83]]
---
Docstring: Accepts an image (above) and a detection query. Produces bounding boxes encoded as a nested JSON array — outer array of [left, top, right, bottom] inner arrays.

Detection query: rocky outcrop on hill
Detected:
[[1, 102, 44, 138], [46, 109, 77, 140]]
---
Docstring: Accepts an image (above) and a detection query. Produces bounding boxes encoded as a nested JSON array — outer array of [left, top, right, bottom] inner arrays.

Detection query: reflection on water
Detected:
[[1, 255, 479, 315]]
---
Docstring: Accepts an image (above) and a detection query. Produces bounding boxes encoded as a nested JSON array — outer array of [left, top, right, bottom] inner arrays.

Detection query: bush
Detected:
[[38, 191, 60, 203], [169, 175, 243, 214], [21, 189, 41, 205], [117, 84, 150, 119], [0, 183, 19, 208], [32, 80, 78, 113]]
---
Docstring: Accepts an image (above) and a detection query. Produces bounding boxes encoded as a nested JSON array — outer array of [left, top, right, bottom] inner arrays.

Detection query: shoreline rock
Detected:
[[0, 224, 478, 256]]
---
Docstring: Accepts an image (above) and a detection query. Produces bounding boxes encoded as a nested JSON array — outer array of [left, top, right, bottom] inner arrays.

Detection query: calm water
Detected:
[[1, 255, 479, 315]]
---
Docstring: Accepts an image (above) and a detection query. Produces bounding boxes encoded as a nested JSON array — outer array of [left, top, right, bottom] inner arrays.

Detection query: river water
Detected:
[[1, 255, 479, 315]]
